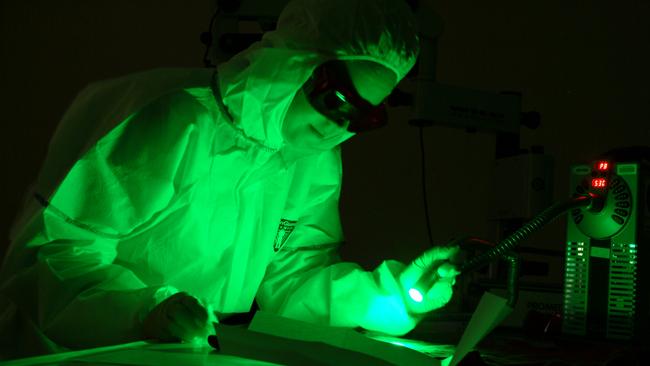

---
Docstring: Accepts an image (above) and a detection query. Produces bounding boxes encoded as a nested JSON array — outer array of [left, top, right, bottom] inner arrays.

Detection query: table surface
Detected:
[[3, 326, 646, 366], [2, 342, 283, 366]]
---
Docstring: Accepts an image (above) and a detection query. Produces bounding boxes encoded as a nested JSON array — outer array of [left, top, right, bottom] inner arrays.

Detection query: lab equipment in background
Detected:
[[402, 153, 649, 343], [463, 246, 565, 331], [467, 149, 562, 331], [563, 156, 650, 342], [201, 0, 285, 66], [410, 82, 523, 135], [405, 2, 537, 137], [492, 150, 554, 221]]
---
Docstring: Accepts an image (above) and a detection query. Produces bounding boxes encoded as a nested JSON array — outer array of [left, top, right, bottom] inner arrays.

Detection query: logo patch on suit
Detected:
[[274, 219, 297, 252]]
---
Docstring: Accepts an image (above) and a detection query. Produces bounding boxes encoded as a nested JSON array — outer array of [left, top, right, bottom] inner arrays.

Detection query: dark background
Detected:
[[1, 0, 649, 275]]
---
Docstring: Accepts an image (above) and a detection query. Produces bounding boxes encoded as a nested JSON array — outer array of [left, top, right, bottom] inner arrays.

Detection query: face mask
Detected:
[[303, 60, 388, 133]]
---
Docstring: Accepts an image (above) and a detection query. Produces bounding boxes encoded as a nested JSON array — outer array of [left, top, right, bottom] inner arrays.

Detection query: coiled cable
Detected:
[[460, 195, 593, 274]]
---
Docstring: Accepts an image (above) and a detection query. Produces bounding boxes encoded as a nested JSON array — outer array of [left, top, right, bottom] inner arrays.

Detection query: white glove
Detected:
[[400, 246, 460, 314], [143, 292, 214, 342]]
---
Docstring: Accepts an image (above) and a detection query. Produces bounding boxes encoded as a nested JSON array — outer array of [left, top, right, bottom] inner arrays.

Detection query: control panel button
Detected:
[[611, 215, 624, 225], [614, 208, 629, 217], [615, 201, 630, 208]]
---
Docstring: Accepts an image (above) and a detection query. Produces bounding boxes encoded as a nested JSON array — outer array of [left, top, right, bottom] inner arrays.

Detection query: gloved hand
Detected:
[[143, 292, 214, 342], [400, 246, 460, 314]]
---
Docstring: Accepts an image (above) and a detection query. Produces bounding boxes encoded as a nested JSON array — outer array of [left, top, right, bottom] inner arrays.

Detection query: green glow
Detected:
[[408, 288, 423, 303], [367, 334, 456, 357], [335, 90, 348, 103]]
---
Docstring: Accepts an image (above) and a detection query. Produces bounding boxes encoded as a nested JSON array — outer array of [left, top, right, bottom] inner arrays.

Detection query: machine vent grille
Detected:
[[563, 241, 589, 335], [606, 243, 637, 340]]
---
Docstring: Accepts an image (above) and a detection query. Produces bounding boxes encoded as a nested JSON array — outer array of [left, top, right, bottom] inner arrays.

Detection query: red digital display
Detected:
[[591, 178, 607, 188], [596, 161, 610, 171]]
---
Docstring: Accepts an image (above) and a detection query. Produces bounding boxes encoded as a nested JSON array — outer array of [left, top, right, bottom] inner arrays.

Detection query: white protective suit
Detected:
[[0, 0, 420, 358]]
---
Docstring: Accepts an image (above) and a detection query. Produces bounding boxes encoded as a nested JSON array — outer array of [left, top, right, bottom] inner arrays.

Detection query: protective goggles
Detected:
[[302, 60, 388, 133]]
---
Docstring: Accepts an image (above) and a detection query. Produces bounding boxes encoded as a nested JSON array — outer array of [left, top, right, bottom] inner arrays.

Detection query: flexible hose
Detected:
[[501, 251, 520, 307], [460, 195, 593, 274]]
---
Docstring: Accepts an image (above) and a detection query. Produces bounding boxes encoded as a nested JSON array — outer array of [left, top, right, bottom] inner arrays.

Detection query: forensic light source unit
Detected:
[[564, 159, 649, 342]]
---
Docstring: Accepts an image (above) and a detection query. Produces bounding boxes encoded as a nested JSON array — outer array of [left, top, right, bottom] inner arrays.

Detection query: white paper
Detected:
[[246, 292, 511, 366], [444, 292, 513, 366], [248, 311, 440, 366]]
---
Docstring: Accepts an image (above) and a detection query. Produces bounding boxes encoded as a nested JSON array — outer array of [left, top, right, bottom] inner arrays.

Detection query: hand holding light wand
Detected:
[[407, 260, 455, 303], [406, 194, 598, 309]]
